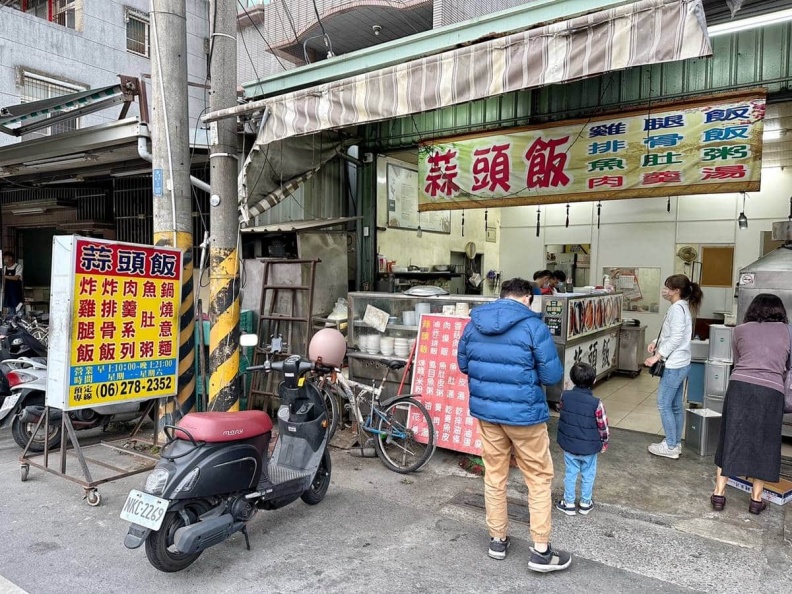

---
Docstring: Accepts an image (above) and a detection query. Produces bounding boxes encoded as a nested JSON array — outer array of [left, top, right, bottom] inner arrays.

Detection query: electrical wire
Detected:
[[237, 22, 263, 82], [312, 0, 328, 36], [381, 0, 423, 34], [281, 1, 300, 43], [237, 0, 289, 72], [275, 1, 299, 45]]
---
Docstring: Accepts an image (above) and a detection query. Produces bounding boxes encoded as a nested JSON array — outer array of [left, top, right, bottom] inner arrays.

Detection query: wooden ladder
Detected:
[[248, 258, 319, 411]]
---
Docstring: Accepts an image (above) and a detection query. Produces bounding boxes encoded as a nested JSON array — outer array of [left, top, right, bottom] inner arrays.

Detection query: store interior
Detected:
[[370, 128, 792, 449]]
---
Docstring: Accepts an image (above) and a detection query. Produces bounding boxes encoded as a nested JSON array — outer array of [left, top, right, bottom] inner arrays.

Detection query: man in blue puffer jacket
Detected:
[[458, 277, 570, 573]]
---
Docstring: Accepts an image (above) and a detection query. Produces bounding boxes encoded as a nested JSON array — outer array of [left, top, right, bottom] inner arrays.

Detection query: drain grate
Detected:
[[449, 489, 531, 525]]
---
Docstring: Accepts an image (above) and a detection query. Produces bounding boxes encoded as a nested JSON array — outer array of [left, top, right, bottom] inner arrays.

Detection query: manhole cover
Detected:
[[449, 489, 531, 525]]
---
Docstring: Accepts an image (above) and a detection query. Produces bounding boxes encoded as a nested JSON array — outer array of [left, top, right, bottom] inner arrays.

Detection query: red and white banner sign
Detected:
[[410, 314, 482, 455]]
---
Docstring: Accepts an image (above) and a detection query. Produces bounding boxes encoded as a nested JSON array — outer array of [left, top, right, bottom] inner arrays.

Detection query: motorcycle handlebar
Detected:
[[245, 357, 316, 376]]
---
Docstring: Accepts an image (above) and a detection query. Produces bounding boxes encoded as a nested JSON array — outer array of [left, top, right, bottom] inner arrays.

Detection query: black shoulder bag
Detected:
[[649, 324, 665, 377], [649, 310, 670, 378]]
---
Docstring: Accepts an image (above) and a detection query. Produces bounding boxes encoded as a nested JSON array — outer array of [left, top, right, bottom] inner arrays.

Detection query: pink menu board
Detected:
[[410, 314, 482, 455]]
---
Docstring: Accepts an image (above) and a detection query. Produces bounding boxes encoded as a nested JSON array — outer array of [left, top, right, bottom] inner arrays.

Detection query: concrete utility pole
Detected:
[[150, 0, 196, 424], [207, 0, 241, 411]]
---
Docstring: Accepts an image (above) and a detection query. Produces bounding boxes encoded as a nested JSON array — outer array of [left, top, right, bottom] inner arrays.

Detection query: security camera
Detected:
[[372, 25, 382, 36]]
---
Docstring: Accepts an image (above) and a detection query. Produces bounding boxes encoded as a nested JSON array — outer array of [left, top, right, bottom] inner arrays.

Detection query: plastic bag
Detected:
[[326, 298, 348, 332]]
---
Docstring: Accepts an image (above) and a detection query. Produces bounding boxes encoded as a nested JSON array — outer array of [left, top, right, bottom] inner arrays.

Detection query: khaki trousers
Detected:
[[478, 420, 553, 544]]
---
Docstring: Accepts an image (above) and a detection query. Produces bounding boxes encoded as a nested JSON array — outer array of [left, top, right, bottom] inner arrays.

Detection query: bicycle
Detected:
[[325, 360, 436, 474]]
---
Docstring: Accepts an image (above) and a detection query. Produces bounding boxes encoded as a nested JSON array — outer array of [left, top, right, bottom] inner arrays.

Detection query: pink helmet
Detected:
[[308, 328, 346, 367]]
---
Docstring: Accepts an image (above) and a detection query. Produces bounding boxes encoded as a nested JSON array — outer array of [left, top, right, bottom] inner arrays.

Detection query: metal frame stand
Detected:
[[18, 398, 169, 506]]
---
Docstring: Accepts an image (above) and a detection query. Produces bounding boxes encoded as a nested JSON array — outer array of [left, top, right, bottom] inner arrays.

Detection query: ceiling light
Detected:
[[708, 8, 792, 37], [11, 207, 46, 215], [23, 153, 88, 167], [763, 129, 785, 141], [111, 168, 152, 177]]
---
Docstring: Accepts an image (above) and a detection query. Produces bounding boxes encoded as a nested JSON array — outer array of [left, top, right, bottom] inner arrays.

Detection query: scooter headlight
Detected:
[[144, 468, 170, 495], [173, 468, 200, 494]]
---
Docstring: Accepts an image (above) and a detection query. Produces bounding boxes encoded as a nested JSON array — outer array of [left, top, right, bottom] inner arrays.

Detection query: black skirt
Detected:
[[714, 380, 784, 483]]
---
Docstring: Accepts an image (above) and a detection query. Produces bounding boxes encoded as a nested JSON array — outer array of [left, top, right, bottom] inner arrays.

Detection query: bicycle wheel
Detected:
[[320, 384, 340, 440], [373, 397, 435, 473]]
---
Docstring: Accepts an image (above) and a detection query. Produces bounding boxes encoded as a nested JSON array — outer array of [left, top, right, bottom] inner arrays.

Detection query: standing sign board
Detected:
[[47, 236, 182, 410], [410, 314, 482, 456]]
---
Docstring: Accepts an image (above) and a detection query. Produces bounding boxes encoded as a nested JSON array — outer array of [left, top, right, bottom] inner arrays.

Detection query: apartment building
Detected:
[[236, 0, 538, 84], [0, 0, 210, 148], [0, 1, 211, 295]]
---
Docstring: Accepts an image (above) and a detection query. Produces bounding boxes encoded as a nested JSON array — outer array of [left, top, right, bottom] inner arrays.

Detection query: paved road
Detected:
[[0, 428, 790, 593]]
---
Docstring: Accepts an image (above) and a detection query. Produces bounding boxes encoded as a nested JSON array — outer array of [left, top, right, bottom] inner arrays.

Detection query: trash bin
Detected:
[[684, 408, 722, 456]]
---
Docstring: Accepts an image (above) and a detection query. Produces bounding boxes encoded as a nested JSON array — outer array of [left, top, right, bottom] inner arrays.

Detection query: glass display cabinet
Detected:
[[346, 292, 494, 398]]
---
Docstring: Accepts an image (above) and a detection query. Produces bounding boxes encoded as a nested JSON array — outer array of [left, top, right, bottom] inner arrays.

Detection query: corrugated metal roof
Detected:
[[240, 216, 360, 233], [703, 0, 791, 25]]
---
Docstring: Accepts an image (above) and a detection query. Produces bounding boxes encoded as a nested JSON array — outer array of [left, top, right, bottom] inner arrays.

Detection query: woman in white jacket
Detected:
[[644, 274, 703, 459]]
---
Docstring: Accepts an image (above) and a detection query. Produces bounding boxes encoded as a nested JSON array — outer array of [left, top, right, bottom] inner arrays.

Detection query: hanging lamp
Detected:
[[738, 192, 748, 230]]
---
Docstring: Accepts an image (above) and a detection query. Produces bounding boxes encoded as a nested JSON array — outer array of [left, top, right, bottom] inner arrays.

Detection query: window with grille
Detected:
[[20, 73, 85, 138], [53, 0, 76, 28], [125, 8, 150, 58], [7, 0, 77, 29]]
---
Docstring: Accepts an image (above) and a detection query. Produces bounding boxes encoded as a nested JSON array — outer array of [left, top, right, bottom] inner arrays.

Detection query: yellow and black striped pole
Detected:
[[206, 0, 241, 412], [208, 249, 240, 411], [150, 0, 196, 429]]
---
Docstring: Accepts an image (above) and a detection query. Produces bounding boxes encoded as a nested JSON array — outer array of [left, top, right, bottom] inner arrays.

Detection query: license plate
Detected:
[[0, 394, 19, 416], [119, 489, 169, 531]]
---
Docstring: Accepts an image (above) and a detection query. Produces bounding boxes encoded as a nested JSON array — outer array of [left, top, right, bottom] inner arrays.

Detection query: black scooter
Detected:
[[122, 353, 331, 572]]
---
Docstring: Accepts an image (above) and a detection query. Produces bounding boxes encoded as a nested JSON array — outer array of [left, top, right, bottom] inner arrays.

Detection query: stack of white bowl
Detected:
[[394, 338, 410, 358], [357, 334, 369, 351], [408, 338, 416, 353], [367, 333, 381, 355], [380, 336, 395, 356]]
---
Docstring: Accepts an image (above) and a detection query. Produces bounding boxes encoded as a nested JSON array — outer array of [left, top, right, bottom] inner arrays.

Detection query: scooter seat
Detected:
[[175, 411, 273, 443]]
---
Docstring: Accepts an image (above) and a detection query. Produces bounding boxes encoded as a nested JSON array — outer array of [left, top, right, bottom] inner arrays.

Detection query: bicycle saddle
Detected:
[[386, 360, 407, 370]]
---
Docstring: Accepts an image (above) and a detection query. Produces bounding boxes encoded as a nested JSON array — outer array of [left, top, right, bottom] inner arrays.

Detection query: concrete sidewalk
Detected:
[[1, 419, 791, 593], [482, 418, 792, 551]]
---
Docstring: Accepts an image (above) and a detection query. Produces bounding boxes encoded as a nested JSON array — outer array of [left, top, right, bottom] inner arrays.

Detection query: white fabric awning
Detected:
[[237, 0, 711, 217], [255, 0, 711, 145]]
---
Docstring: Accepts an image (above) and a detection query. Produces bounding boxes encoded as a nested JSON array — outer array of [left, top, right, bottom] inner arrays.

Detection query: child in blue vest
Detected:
[[555, 362, 609, 515]]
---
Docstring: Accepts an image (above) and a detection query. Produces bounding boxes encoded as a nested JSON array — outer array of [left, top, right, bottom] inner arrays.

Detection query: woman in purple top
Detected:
[[711, 294, 790, 515]]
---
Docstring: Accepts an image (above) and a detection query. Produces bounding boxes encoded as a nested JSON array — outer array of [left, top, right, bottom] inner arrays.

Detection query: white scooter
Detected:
[[0, 357, 52, 450]]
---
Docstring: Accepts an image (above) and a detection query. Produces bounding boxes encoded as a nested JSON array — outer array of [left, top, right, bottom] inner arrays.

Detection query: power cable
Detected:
[[312, 0, 328, 36], [236, 0, 289, 72], [281, 1, 300, 43], [276, 1, 299, 45], [381, 0, 422, 34]]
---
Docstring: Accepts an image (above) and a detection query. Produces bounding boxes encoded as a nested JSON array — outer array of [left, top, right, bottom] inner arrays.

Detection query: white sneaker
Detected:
[[648, 441, 680, 459]]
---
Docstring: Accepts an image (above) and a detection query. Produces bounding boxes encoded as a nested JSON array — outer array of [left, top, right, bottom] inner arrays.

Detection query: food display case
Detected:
[[346, 292, 494, 398], [541, 292, 624, 402]]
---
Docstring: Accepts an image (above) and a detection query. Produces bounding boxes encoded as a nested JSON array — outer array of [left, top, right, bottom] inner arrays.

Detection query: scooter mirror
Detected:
[[240, 333, 259, 348]]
